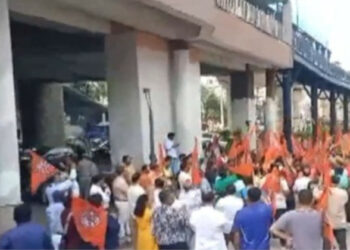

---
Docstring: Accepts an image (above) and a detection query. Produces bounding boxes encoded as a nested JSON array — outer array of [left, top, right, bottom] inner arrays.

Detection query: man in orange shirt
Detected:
[[139, 165, 152, 190]]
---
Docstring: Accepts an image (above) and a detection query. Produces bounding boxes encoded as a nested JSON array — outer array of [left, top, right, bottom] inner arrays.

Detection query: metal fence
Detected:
[[215, 0, 283, 39], [293, 26, 350, 84]]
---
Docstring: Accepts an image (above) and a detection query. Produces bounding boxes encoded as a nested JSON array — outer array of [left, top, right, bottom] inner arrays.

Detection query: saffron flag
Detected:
[[72, 197, 108, 249], [30, 151, 58, 194], [158, 143, 165, 170], [262, 168, 281, 215], [229, 162, 254, 177], [191, 137, 202, 185]]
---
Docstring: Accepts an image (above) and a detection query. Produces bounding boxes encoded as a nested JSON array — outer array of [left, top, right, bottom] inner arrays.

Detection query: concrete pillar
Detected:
[[106, 29, 174, 166], [311, 85, 318, 139], [265, 69, 277, 131], [282, 71, 293, 152], [171, 45, 202, 154], [282, 0, 293, 46], [231, 65, 256, 149], [19, 83, 65, 148], [36, 84, 65, 147], [292, 86, 304, 132], [344, 95, 349, 132], [0, 0, 21, 234], [330, 90, 336, 135]]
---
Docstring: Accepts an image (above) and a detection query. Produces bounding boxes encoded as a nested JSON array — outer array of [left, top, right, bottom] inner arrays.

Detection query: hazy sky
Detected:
[[291, 0, 350, 69]]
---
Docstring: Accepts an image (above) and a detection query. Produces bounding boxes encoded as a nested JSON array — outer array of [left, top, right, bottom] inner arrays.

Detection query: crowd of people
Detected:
[[1, 130, 350, 250]]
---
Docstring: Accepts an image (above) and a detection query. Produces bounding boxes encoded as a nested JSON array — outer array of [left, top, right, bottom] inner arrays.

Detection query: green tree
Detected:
[[73, 81, 108, 105]]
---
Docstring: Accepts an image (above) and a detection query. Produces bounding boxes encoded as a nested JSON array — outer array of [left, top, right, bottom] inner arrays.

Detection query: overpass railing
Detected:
[[215, 0, 283, 39], [293, 26, 350, 84]]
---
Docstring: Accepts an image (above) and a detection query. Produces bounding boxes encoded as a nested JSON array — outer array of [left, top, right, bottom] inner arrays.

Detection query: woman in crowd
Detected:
[[134, 194, 158, 250]]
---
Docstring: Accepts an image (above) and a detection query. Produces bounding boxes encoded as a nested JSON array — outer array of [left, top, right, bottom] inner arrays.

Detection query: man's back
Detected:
[[190, 206, 227, 250], [328, 186, 348, 229], [0, 222, 52, 249], [272, 209, 323, 250], [293, 176, 311, 192], [216, 195, 244, 233], [233, 201, 272, 250]]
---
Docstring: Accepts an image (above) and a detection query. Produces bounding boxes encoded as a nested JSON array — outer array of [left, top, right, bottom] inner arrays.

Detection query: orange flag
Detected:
[[72, 197, 108, 249], [228, 162, 254, 177], [30, 151, 58, 194], [158, 143, 165, 170], [315, 187, 335, 245], [191, 137, 202, 185], [262, 168, 281, 193]]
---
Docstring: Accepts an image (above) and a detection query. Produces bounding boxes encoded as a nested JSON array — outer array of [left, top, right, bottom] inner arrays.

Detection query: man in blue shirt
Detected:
[[0, 203, 53, 249], [232, 187, 273, 250]]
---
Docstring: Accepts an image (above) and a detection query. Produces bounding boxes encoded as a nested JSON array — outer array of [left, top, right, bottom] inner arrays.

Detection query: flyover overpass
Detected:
[[281, 25, 350, 150]]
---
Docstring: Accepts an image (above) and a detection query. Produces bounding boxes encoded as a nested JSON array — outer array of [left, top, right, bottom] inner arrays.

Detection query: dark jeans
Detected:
[[275, 209, 287, 247], [323, 229, 347, 250], [334, 229, 347, 250], [159, 242, 188, 250]]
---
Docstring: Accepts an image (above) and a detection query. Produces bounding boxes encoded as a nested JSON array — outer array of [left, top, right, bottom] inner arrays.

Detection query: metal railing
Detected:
[[293, 26, 350, 84], [215, 0, 283, 39]]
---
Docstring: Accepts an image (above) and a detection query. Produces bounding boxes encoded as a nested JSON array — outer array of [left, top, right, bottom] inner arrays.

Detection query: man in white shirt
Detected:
[[190, 191, 227, 250], [153, 178, 165, 208], [178, 180, 202, 215], [46, 191, 65, 250], [45, 171, 74, 205], [178, 161, 192, 191], [89, 174, 111, 209], [112, 167, 130, 241], [164, 132, 180, 175], [127, 172, 146, 214], [293, 168, 311, 193], [216, 184, 244, 234], [327, 175, 349, 250]]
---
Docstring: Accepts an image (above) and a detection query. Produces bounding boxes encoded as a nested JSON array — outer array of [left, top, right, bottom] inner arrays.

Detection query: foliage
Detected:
[[73, 81, 108, 105], [201, 84, 226, 121]]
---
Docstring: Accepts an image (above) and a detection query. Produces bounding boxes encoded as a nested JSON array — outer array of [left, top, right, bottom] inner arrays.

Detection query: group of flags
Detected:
[[30, 152, 107, 248], [30, 124, 350, 248]]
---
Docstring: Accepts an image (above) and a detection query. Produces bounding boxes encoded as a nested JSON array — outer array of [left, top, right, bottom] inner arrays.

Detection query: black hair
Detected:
[[131, 172, 141, 184], [334, 167, 344, 176], [201, 191, 215, 204], [248, 187, 261, 202], [155, 178, 165, 189], [218, 167, 227, 178], [134, 194, 148, 218], [159, 189, 172, 204], [91, 174, 103, 184], [14, 204, 31, 224], [141, 165, 148, 172], [122, 155, 129, 163], [165, 156, 171, 162], [88, 194, 103, 207], [331, 175, 340, 185], [298, 189, 313, 205], [226, 184, 236, 195], [167, 132, 175, 139]]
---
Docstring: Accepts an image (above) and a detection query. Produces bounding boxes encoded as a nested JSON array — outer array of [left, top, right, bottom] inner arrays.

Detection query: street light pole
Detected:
[[143, 88, 157, 164]]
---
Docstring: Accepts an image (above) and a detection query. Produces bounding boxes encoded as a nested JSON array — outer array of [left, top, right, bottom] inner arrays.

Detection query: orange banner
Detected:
[[72, 197, 108, 249], [158, 143, 165, 170], [191, 137, 202, 185], [30, 151, 58, 194]]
